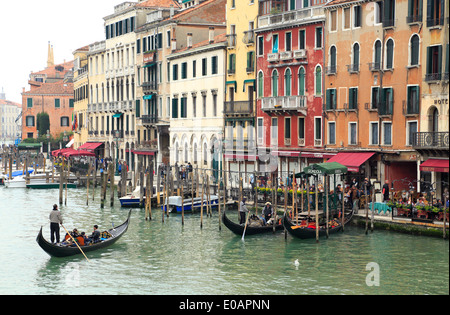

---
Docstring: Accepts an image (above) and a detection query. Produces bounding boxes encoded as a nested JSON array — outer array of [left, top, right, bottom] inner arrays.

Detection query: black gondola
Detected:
[[36, 210, 131, 258], [283, 209, 354, 239], [222, 210, 284, 236]]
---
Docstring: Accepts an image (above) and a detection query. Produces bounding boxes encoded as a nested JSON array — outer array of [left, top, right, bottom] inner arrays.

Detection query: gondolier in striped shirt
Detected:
[[239, 198, 248, 225], [49, 204, 63, 244]]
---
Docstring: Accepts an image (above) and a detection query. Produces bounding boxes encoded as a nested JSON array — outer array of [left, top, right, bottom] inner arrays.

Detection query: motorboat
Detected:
[[162, 195, 220, 213]]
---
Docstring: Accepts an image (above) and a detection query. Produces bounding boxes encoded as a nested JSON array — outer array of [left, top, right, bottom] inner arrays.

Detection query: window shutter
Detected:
[[326, 89, 331, 109], [437, 45, 443, 74], [136, 100, 140, 118], [172, 98, 178, 119]]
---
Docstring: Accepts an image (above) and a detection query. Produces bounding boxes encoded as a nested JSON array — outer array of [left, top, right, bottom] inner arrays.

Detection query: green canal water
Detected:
[[0, 187, 448, 295]]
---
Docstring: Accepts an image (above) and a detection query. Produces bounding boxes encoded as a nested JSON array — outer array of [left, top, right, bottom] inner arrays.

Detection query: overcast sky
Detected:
[[0, 0, 124, 104]]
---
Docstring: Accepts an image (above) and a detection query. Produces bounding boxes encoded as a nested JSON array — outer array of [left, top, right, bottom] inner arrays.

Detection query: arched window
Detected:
[[352, 43, 360, 71], [284, 68, 292, 96], [386, 38, 394, 69], [410, 34, 420, 66], [298, 67, 305, 96], [315, 65, 322, 96], [258, 71, 264, 98], [272, 70, 278, 97], [329, 46, 336, 73], [374, 40, 382, 69]]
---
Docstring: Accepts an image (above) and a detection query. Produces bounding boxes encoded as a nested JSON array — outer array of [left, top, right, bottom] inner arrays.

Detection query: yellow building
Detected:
[[73, 46, 90, 149], [224, 0, 259, 176]]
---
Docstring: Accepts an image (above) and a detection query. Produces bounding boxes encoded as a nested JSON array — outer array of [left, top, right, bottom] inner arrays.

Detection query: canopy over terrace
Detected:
[[61, 149, 96, 158], [294, 162, 348, 177]]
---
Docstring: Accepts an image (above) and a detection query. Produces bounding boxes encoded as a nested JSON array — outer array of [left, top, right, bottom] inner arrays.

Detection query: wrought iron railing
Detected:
[[413, 132, 449, 149]]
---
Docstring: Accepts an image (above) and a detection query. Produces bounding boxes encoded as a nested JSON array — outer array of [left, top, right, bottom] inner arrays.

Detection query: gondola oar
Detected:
[[61, 224, 90, 263], [241, 210, 250, 241]]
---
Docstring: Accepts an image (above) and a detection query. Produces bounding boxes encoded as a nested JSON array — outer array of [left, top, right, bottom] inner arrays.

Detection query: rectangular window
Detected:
[[180, 97, 187, 118], [272, 34, 279, 53], [271, 117, 278, 146], [192, 60, 197, 78], [349, 122, 357, 145], [172, 98, 178, 118], [202, 58, 207, 76], [258, 36, 264, 56], [257, 118, 264, 144], [314, 117, 322, 145], [299, 30, 306, 50], [285, 32, 292, 51], [370, 122, 379, 145], [26, 116, 35, 127], [330, 11, 337, 32], [284, 117, 291, 144], [328, 121, 336, 145], [383, 0, 396, 27], [173, 64, 178, 81], [349, 87, 358, 110], [407, 85, 420, 114], [326, 88, 337, 110], [343, 7, 351, 29], [353, 5, 362, 27], [315, 27, 322, 48], [380, 87, 394, 115], [407, 121, 418, 145], [298, 117, 305, 141], [181, 62, 187, 79], [27, 98, 33, 108], [426, 45, 443, 81], [427, 0, 444, 27], [371, 87, 380, 109], [212, 56, 218, 75], [383, 122, 392, 145], [55, 99, 60, 108]]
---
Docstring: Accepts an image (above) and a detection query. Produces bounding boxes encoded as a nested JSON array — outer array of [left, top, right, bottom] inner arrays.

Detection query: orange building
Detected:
[[323, 0, 423, 190], [21, 44, 74, 140]]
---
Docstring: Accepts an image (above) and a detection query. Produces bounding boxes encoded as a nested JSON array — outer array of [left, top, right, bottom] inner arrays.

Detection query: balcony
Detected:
[[407, 15, 422, 24], [268, 53, 279, 63], [425, 73, 442, 82], [243, 30, 255, 45], [325, 66, 336, 75], [368, 62, 381, 72], [413, 132, 449, 151], [226, 34, 237, 48], [136, 140, 158, 153], [427, 17, 444, 28], [347, 64, 360, 74], [258, 6, 325, 28], [293, 49, 307, 59], [279, 51, 293, 61], [140, 115, 158, 126], [142, 81, 158, 93], [224, 101, 254, 116], [261, 96, 307, 115], [378, 101, 393, 116], [402, 100, 420, 116]]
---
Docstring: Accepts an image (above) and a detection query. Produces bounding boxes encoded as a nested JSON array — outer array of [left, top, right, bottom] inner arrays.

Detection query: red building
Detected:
[[255, 1, 333, 177], [21, 44, 74, 140]]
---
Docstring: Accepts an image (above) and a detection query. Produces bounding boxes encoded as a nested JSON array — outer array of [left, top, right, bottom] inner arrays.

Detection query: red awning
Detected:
[[51, 148, 73, 157], [326, 152, 376, 172], [270, 151, 336, 159], [78, 142, 103, 151], [420, 159, 449, 173], [132, 150, 155, 156], [61, 149, 96, 157]]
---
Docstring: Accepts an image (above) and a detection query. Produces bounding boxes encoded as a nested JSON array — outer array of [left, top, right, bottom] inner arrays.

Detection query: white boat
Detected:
[[6, 174, 48, 188], [119, 186, 146, 207], [162, 195, 220, 213]]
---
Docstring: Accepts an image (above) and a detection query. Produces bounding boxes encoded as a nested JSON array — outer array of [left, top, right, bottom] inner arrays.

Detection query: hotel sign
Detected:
[[143, 51, 156, 64]]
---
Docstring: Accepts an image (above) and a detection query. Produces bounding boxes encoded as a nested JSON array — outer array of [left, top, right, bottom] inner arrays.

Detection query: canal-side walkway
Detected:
[[352, 209, 449, 238]]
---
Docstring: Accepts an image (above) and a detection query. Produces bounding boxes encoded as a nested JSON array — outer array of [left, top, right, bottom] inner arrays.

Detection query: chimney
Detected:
[[209, 27, 215, 44], [187, 33, 193, 49], [171, 38, 177, 52], [170, 4, 174, 18], [47, 42, 54, 68]]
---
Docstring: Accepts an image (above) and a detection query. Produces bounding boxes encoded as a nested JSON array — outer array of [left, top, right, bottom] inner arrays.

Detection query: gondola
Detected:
[[283, 209, 354, 239], [36, 210, 131, 258], [222, 210, 283, 236]]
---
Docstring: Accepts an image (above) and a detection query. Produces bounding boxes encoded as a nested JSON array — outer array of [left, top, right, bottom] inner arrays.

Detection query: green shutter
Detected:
[[69, 99, 74, 108], [299, 68, 305, 96], [326, 89, 331, 109], [437, 45, 443, 75], [27, 98, 33, 108], [136, 100, 140, 118], [55, 99, 60, 108], [426, 46, 432, 74], [172, 98, 178, 119]]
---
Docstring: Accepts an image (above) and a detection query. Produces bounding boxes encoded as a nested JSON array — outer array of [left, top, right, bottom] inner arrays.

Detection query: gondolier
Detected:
[[49, 204, 63, 244], [239, 198, 248, 224]]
